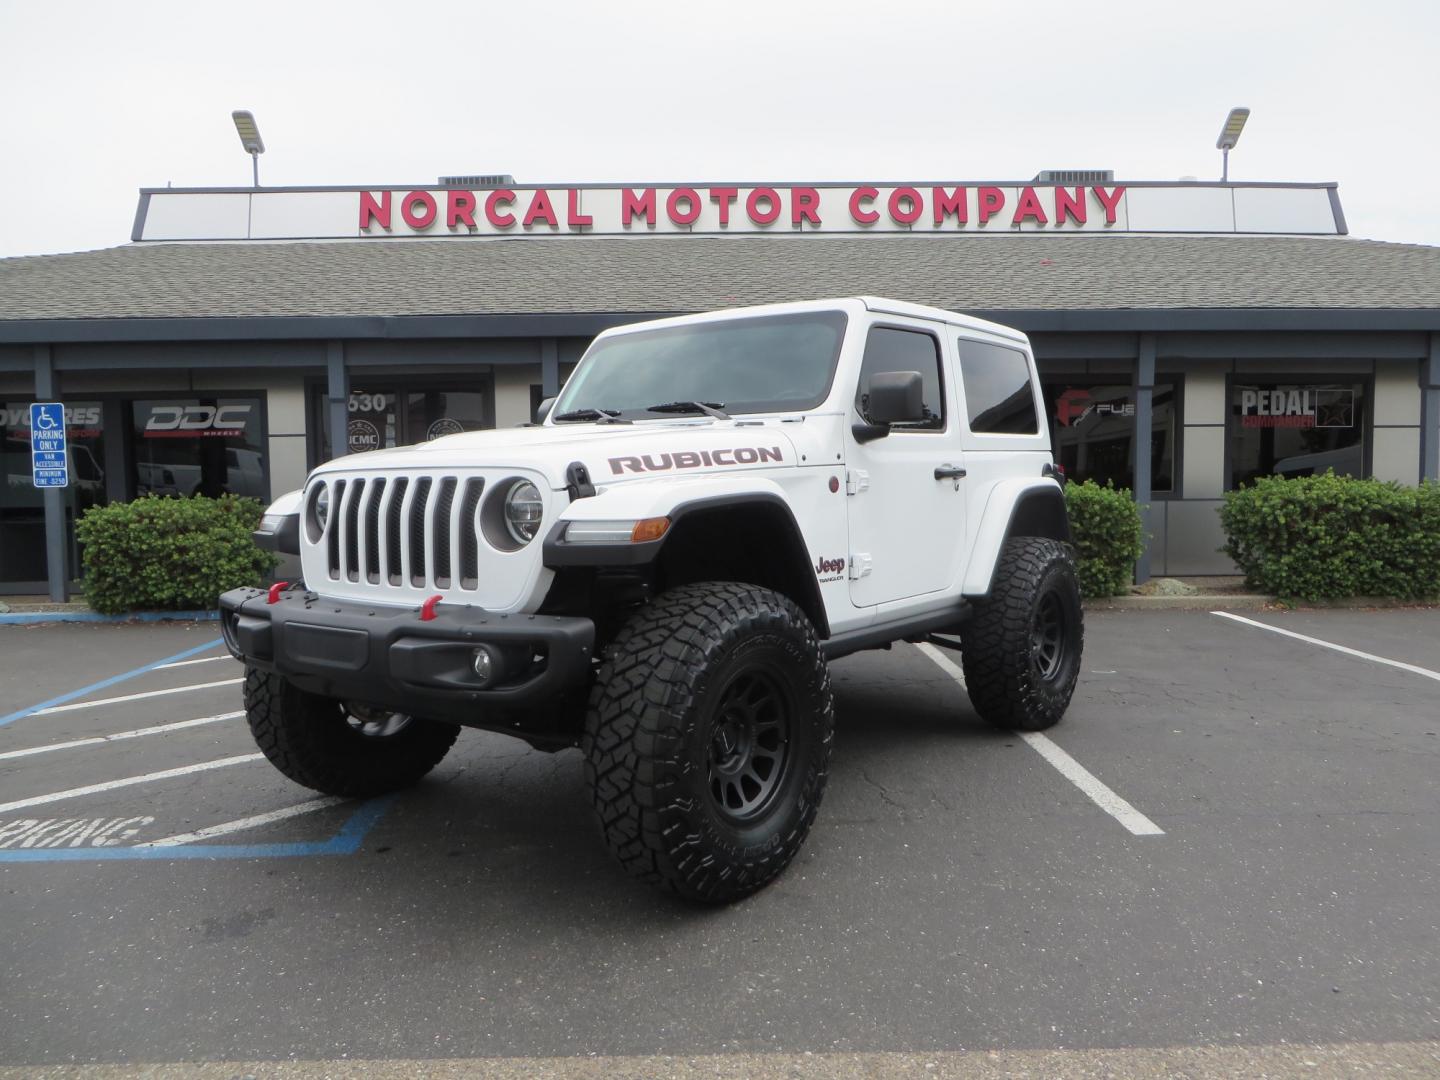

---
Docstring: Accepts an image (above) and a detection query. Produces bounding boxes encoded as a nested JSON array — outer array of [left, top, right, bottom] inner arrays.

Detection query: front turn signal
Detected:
[[630, 517, 670, 543]]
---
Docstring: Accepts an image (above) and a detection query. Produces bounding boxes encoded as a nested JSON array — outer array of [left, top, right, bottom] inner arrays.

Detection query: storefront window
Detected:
[[344, 391, 400, 454], [0, 401, 105, 583], [316, 381, 493, 461], [406, 390, 489, 440], [130, 397, 266, 499], [1042, 380, 1176, 493], [1229, 380, 1366, 488]]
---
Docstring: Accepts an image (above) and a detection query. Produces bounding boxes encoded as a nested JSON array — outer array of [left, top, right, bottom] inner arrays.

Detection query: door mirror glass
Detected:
[[865, 371, 926, 425]]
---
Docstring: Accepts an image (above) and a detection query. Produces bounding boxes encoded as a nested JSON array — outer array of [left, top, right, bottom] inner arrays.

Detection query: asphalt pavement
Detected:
[[1, 608, 1437, 1075]]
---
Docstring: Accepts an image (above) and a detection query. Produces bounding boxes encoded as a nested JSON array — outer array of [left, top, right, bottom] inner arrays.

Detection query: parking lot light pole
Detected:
[[1216, 107, 1250, 182]]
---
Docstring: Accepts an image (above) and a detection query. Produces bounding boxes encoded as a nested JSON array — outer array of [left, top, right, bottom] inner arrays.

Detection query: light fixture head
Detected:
[[1216, 107, 1250, 151], [232, 110, 265, 155]]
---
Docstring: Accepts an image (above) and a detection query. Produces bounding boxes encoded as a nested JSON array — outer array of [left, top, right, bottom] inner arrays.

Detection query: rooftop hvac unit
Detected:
[[1032, 170, 1115, 185], [438, 174, 516, 188]]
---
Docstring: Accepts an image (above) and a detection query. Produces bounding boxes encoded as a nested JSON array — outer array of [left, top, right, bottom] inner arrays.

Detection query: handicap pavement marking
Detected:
[[0, 795, 394, 863], [0, 638, 225, 729]]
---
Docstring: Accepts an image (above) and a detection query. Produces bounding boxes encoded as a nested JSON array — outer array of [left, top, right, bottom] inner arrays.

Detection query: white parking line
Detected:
[[914, 642, 1164, 837], [0, 753, 264, 814], [33, 678, 243, 716], [0, 711, 244, 763], [1212, 611, 1440, 682], [138, 796, 347, 847], [157, 655, 234, 670]]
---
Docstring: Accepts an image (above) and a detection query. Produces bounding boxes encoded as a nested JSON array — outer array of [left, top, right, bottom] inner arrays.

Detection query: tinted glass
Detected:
[[1044, 380, 1176, 493], [1230, 381, 1366, 488], [407, 390, 489, 441], [131, 398, 265, 499], [855, 327, 944, 430], [960, 340, 1038, 434], [556, 311, 848, 418], [0, 401, 105, 583]]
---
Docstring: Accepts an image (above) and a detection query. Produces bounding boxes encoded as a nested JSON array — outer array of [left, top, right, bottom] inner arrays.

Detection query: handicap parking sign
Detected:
[[30, 402, 69, 489]]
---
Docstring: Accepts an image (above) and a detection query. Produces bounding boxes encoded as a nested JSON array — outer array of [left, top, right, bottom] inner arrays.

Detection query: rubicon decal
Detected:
[[608, 446, 784, 475], [814, 555, 846, 583]]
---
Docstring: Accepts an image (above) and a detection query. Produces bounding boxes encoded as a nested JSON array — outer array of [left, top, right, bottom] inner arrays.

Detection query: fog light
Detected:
[[472, 646, 498, 686]]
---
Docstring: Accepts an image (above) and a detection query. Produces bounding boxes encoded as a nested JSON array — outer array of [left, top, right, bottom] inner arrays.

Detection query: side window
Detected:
[[959, 339, 1039, 434], [855, 327, 945, 431]]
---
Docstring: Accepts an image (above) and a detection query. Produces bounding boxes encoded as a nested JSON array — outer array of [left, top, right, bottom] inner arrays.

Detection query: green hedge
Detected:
[[1220, 472, 1440, 602], [1064, 479, 1146, 598], [75, 494, 277, 615]]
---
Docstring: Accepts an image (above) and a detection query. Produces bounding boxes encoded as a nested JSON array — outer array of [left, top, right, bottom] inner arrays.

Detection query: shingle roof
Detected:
[[2, 233, 1439, 322]]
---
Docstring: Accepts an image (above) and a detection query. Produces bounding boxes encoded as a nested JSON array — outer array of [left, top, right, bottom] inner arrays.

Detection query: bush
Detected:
[[75, 494, 277, 615], [1064, 480, 1146, 598], [1220, 472, 1440, 602]]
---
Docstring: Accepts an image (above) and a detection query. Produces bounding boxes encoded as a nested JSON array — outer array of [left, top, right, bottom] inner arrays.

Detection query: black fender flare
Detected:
[[543, 493, 829, 638]]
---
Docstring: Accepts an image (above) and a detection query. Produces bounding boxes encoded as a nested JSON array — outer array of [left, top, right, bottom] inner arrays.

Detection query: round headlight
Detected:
[[503, 480, 543, 544], [314, 485, 330, 530]]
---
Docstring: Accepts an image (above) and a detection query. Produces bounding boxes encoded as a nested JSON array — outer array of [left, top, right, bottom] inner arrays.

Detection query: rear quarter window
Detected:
[[959, 339, 1039, 435]]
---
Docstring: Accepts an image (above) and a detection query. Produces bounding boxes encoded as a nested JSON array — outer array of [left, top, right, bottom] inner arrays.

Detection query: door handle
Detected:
[[934, 465, 967, 480]]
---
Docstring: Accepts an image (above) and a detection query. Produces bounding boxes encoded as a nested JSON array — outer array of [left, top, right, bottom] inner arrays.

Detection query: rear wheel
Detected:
[[582, 582, 834, 903], [961, 537, 1084, 731], [244, 669, 459, 797]]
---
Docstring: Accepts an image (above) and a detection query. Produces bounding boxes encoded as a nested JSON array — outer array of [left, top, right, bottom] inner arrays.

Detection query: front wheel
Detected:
[[244, 670, 460, 797], [961, 537, 1084, 731], [582, 582, 834, 904]]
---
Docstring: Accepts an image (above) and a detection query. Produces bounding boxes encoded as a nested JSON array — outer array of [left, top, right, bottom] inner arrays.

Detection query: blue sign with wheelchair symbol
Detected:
[[30, 402, 68, 488]]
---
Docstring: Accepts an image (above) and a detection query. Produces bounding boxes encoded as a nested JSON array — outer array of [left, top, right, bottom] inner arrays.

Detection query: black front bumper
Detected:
[[219, 587, 595, 725]]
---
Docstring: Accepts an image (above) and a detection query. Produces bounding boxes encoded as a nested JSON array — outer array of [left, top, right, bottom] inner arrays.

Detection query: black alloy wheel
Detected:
[[1031, 591, 1068, 682], [706, 667, 794, 822]]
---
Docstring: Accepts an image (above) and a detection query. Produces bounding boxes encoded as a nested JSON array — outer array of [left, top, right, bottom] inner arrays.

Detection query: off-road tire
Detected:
[[244, 669, 460, 798], [582, 582, 834, 904], [961, 537, 1084, 731]]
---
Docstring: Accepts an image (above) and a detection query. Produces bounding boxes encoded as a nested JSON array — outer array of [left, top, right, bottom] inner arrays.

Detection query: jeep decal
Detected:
[[608, 446, 784, 475], [814, 555, 846, 583]]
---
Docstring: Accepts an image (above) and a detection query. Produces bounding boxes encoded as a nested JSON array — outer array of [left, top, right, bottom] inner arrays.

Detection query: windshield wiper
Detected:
[[644, 401, 731, 420], [552, 407, 630, 424]]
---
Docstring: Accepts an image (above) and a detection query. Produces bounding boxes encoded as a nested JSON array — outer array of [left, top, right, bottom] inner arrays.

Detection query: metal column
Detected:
[[326, 342, 349, 461], [34, 345, 70, 602], [1133, 334, 1155, 585], [541, 338, 560, 398], [1422, 334, 1440, 483]]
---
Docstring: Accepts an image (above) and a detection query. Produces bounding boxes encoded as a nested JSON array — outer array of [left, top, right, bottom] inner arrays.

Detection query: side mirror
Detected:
[[534, 396, 557, 424], [854, 371, 925, 442]]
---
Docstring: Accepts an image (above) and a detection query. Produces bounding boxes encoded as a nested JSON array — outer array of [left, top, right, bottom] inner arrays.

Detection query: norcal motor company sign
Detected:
[[358, 184, 1127, 236], [132, 182, 1345, 241]]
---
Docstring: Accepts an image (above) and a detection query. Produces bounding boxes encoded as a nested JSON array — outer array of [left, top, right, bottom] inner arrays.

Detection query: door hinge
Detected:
[[848, 553, 872, 580], [845, 469, 870, 496]]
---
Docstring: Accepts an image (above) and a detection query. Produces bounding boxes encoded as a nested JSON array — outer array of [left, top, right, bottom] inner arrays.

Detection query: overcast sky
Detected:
[[1, 0, 1436, 258]]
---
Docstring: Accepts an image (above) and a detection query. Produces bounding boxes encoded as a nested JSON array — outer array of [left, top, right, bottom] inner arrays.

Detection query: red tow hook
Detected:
[[419, 594, 444, 621], [266, 581, 289, 605]]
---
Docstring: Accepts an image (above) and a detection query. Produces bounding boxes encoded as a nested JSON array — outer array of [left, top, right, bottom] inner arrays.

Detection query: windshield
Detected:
[[553, 310, 848, 419]]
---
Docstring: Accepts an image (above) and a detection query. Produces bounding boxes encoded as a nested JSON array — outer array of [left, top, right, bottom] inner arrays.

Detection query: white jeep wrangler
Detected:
[[221, 297, 1082, 902]]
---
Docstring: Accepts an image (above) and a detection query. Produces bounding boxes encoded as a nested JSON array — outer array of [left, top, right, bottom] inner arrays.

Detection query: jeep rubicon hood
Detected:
[[309, 418, 825, 489]]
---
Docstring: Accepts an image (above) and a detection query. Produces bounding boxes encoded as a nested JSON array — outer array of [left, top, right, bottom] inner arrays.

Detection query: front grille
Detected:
[[324, 474, 487, 592]]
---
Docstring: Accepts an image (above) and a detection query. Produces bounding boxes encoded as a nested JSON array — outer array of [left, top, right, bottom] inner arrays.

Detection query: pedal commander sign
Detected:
[[1238, 388, 1355, 429]]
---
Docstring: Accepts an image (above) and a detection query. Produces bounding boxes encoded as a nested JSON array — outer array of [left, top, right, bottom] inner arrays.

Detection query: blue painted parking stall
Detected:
[[0, 635, 394, 862]]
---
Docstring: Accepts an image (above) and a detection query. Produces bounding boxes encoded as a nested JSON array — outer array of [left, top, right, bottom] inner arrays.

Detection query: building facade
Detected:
[[2, 178, 1439, 594]]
